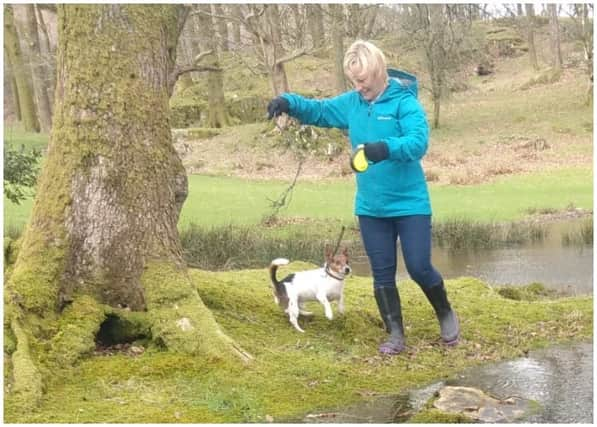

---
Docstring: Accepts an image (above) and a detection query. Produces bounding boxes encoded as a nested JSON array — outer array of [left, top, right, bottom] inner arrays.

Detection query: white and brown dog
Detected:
[[269, 246, 351, 332]]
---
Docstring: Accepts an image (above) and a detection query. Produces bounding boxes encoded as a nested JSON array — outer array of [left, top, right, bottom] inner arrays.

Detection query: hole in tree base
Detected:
[[94, 314, 150, 356]]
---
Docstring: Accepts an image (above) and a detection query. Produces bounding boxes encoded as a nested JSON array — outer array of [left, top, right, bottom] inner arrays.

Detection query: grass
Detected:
[[562, 218, 594, 246], [5, 167, 592, 235], [4, 268, 592, 423], [3, 123, 50, 152]]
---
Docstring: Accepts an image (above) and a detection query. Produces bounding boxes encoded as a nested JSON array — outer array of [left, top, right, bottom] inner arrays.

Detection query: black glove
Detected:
[[267, 97, 289, 120], [363, 142, 389, 163]]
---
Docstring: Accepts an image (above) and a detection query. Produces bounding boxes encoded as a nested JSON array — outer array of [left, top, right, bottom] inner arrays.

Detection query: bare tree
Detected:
[[525, 3, 540, 71], [197, 4, 230, 127], [21, 4, 53, 131], [568, 4, 593, 103], [4, 52, 21, 121], [6, 4, 250, 411], [306, 4, 325, 50], [212, 4, 229, 52], [330, 4, 347, 94], [34, 5, 56, 108], [401, 4, 473, 128], [548, 4, 563, 74], [4, 4, 40, 132]]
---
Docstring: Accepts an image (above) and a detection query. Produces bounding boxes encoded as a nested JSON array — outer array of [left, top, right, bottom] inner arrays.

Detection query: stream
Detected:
[[351, 219, 593, 296], [297, 218, 593, 423]]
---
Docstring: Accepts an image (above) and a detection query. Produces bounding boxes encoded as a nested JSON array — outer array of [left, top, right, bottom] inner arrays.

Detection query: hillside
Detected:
[[170, 21, 593, 185]]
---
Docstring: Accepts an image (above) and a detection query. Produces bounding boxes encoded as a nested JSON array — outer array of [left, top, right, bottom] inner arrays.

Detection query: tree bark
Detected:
[[548, 4, 563, 73], [212, 4, 229, 52], [5, 53, 22, 121], [525, 4, 539, 71], [197, 4, 230, 127], [6, 3, 250, 411], [330, 4, 347, 94], [306, 5, 324, 49], [22, 4, 53, 132], [34, 5, 56, 108], [4, 4, 40, 132]]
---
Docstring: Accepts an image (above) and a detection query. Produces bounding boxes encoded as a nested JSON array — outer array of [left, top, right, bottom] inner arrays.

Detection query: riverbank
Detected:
[[4, 266, 592, 423]]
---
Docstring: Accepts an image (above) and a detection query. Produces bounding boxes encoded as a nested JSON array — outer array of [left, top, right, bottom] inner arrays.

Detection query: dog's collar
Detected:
[[324, 264, 344, 281]]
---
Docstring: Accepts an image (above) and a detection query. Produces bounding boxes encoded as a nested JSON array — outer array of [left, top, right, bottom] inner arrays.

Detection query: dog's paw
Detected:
[[325, 311, 334, 320]]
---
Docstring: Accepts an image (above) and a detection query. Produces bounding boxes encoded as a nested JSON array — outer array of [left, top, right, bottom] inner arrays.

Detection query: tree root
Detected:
[[9, 318, 43, 410], [143, 261, 253, 363], [49, 295, 106, 366]]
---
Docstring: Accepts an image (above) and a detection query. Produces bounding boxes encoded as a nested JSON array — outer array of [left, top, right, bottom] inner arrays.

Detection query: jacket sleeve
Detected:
[[383, 95, 429, 162], [281, 92, 351, 129]]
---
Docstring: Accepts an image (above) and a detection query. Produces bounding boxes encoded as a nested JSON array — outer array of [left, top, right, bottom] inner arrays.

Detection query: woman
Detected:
[[266, 40, 459, 355]]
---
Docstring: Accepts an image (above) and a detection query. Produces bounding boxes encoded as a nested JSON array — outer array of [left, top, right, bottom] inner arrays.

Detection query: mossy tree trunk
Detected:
[[4, 4, 40, 132], [5, 4, 251, 412]]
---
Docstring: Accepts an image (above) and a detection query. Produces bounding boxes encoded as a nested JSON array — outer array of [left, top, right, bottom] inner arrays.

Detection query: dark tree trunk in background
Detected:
[[525, 4, 539, 71], [34, 5, 56, 108], [307, 4, 325, 50], [6, 3, 250, 412], [198, 4, 230, 127], [548, 4, 563, 73], [331, 4, 347, 93], [4, 4, 40, 132], [5, 54, 22, 121], [23, 4, 53, 132], [213, 4, 229, 52]]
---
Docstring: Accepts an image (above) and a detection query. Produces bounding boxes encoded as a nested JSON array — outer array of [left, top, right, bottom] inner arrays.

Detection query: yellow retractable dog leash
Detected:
[[350, 144, 370, 173]]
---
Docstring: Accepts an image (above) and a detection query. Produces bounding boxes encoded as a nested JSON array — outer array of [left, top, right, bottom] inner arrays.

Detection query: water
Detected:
[[351, 219, 593, 296], [296, 342, 593, 423], [444, 342, 594, 423]]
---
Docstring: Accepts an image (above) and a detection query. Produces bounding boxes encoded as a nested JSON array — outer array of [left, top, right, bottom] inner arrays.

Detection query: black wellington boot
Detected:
[[422, 282, 460, 345], [374, 287, 406, 355]]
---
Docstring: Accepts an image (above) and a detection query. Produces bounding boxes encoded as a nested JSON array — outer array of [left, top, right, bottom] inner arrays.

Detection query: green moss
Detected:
[[142, 261, 252, 362], [185, 127, 221, 139], [407, 408, 475, 423], [497, 282, 556, 301], [49, 295, 106, 366], [4, 266, 592, 423], [8, 244, 64, 315], [8, 318, 43, 410]]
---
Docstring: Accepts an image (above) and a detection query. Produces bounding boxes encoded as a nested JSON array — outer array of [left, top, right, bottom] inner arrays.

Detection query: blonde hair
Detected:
[[343, 40, 388, 84]]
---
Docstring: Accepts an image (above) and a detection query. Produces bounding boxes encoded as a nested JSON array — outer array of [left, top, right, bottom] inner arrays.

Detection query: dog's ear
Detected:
[[342, 246, 349, 257]]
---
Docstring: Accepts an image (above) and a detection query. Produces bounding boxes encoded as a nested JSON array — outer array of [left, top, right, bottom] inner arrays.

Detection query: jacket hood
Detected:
[[388, 68, 418, 98]]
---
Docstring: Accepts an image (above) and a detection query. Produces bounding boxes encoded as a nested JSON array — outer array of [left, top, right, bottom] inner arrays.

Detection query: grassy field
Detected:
[[5, 167, 592, 234]]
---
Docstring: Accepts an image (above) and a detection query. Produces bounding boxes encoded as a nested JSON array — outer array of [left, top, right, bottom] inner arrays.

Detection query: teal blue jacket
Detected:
[[281, 70, 431, 217]]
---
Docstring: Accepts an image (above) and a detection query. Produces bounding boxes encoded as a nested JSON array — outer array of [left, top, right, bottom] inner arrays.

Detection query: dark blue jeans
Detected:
[[358, 215, 442, 290]]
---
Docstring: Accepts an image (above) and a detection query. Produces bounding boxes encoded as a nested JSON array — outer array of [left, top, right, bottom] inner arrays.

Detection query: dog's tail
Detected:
[[269, 258, 290, 308]]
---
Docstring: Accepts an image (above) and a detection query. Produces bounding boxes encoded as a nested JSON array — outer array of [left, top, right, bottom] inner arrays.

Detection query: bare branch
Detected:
[[168, 64, 221, 94], [193, 50, 214, 64], [275, 48, 307, 66]]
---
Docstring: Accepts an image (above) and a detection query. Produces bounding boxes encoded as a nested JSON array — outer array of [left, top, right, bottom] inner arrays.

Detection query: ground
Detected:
[[172, 60, 592, 186]]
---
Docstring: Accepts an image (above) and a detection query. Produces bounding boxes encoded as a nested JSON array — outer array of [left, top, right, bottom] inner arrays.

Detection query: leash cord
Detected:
[[332, 226, 346, 256]]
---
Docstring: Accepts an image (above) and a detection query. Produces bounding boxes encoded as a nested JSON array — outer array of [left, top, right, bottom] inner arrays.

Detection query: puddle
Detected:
[[292, 342, 593, 423]]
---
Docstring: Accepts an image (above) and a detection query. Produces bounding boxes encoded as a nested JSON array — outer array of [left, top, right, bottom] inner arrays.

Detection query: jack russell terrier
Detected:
[[269, 246, 351, 332]]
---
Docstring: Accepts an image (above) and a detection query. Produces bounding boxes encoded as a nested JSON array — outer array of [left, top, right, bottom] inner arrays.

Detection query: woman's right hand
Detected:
[[267, 97, 289, 120]]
